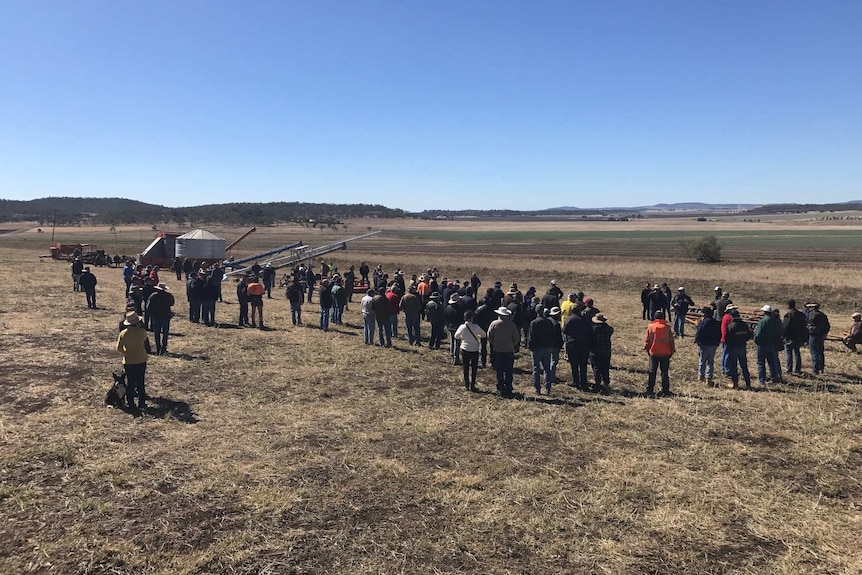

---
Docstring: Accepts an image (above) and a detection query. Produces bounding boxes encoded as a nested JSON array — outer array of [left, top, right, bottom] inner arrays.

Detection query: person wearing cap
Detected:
[[360, 288, 376, 344], [560, 292, 582, 324], [805, 303, 831, 374], [117, 311, 151, 409], [720, 304, 737, 376], [694, 305, 722, 385], [262, 263, 277, 299], [647, 284, 666, 321], [445, 293, 465, 364], [425, 292, 445, 349], [643, 310, 675, 396], [580, 297, 600, 322], [724, 309, 753, 389], [371, 288, 391, 346], [843, 312, 862, 352], [147, 283, 175, 355], [589, 313, 614, 393], [400, 285, 423, 346], [541, 283, 561, 312], [487, 307, 520, 396], [527, 307, 556, 394], [782, 300, 807, 375], [671, 287, 695, 337], [714, 286, 723, 303], [714, 291, 733, 322], [455, 310, 486, 391], [754, 305, 784, 384], [79, 266, 98, 309], [563, 306, 593, 391], [385, 285, 401, 338]]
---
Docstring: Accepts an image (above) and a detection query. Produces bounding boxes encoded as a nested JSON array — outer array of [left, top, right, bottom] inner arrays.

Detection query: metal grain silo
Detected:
[[175, 229, 226, 260]]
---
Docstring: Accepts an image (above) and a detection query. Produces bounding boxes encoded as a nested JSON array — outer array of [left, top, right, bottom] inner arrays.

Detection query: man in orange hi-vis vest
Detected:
[[644, 310, 675, 397]]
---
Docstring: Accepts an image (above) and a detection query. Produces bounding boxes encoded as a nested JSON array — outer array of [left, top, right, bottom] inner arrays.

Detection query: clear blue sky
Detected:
[[1, 1, 860, 212]]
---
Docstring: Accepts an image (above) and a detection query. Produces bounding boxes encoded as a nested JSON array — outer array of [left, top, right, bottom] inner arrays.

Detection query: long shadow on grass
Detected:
[[137, 396, 197, 423], [164, 352, 210, 361]]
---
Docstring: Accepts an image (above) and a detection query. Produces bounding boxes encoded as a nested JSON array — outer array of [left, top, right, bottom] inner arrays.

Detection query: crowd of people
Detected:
[[70, 255, 862, 408]]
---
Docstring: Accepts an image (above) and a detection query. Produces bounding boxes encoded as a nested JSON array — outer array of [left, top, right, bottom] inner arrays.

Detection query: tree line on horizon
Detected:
[[1, 197, 860, 226]]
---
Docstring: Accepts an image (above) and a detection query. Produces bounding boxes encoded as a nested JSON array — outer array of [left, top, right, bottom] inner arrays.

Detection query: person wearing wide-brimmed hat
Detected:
[[694, 306, 721, 385], [79, 266, 98, 309], [724, 308, 753, 389], [117, 311, 150, 409], [589, 313, 614, 392], [671, 287, 695, 337], [147, 283, 175, 355], [445, 294, 465, 364], [487, 307, 520, 396], [843, 312, 862, 352], [805, 302, 831, 374], [527, 307, 555, 394]]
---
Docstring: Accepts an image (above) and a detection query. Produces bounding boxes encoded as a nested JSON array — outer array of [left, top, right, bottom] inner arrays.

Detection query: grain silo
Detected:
[[175, 229, 226, 260]]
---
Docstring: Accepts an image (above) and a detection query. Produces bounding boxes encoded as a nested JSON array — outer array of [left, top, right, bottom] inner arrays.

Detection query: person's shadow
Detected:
[[127, 396, 198, 423]]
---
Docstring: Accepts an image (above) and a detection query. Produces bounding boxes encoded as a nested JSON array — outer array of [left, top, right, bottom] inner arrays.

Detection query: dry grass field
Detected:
[[1, 217, 861, 574]]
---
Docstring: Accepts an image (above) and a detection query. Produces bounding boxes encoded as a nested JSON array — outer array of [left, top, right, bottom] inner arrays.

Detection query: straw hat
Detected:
[[448, 294, 461, 304], [591, 313, 608, 324], [123, 311, 141, 326], [550, 306, 561, 316], [494, 307, 512, 316]]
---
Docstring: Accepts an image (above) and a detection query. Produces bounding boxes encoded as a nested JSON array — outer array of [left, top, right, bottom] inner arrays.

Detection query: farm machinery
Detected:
[[684, 307, 844, 342]]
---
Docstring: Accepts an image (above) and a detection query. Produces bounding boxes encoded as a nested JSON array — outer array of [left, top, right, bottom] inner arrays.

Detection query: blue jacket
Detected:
[[694, 316, 722, 346]]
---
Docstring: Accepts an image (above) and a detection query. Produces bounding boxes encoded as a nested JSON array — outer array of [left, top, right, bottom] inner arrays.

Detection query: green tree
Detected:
[[681, 236, 722, 262]]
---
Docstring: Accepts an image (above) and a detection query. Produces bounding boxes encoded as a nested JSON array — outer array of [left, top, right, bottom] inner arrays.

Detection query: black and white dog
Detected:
[[105, 371, 128, 407]]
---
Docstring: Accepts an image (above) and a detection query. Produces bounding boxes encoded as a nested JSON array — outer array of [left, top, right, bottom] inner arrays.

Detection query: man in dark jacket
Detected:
[[563, 311, 592, 391], [474, 294, 496, 368], [527, 308, 556, 394], [445, 294, 465, 364], [694, 306, 721, 385], [305, 266, 317, 303], [425, 292, 444, 349], [372, 289, 391, 347], [400, 286, 423, 346], [201, 275, 219, 327], [724, 310, 753, 389], [589, 313, 614, 392], [236, 274, 250, 326], [714, 291, 733, 321], [147, 283, 175, 355], [286, 279, 304, 325], [805, 302, 830, 375], [640, 283, 651, 320], [171, 258, 183, 281], [262, 263, 277, 299], [71, 257, 84, 291], [782, 299, 807, 375], [540, 287, 561, 312], [186, 274, 203, 323], [671, 287, 695, 337], [754, 305, 784, 384], [647, 285, 666, 321], [318, 279, 333, 332], [79, 266, 98, 309]]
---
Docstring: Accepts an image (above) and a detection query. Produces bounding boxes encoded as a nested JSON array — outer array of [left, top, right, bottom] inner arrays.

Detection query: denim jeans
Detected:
[[320, 307, 330, 331], [531, 347, 552, 391], [721, 342, 729, 375], [785, 342, 802, 373], [330, 305, 343, 325], [449, 329, 459, 363], [698, 344, 718, 380], [809, 336, 825, 373], [291, 304, 302, 325], [363, 314, 376, 344], [405, 313, 421, 345], [673, 313, 686, 336], [756, 346, 782, 383], [264, 278, 273, 298], [389, 315, 399, 338], [152, 318, 170, 354], [461, 350, 479, 388], [377, 318, 392, 346], [549, 348, 560, 383], [491, 351, 514, 394], [725, 345, 751, 385]]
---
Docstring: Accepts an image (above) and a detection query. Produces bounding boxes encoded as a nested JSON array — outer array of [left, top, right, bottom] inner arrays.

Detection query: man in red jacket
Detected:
[[644, 310, 675, 396]]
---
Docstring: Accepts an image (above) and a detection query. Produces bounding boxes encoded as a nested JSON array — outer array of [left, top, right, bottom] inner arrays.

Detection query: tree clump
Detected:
[[682, 235, 722, 262]]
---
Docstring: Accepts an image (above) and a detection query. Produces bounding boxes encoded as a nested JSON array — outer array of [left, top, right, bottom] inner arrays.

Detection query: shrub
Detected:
[[682, 235, 722, 262]]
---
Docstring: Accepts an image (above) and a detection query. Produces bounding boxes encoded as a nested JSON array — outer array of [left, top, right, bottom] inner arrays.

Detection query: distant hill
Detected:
[[744, 201, 862, 215], [0, 197, 408, 226]]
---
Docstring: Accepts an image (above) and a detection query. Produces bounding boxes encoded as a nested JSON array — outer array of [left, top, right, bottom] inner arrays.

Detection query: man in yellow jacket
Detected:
[[644, 310, 675, 397], [117, 311, 150, 410]]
